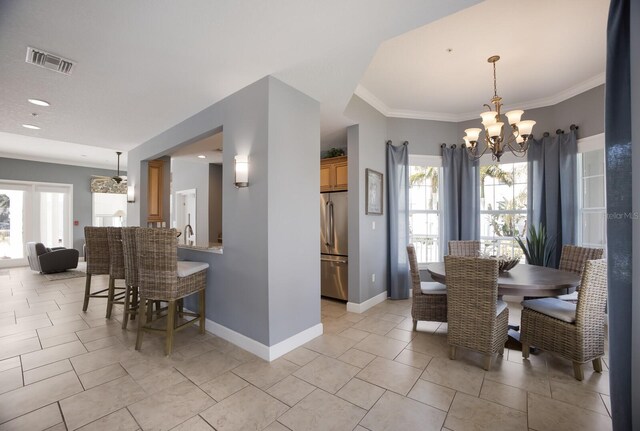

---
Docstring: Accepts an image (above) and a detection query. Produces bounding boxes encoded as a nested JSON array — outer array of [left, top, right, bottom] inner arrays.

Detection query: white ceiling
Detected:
[[0, 0, 480, 169], [171, 132, 223, 164], [357, 0, 609, 121]]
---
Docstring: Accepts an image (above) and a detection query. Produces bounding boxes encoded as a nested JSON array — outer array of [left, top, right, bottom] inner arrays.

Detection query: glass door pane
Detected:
[[39, 191, 67, 247], [0, 188, 26, 262]]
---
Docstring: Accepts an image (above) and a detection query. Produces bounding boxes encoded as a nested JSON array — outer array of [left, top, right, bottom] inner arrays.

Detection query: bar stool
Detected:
[[83, 227, 111, 312], [121, 227, 140, 329], [106, 227, 127, 319], [135, 228, 208, 356]]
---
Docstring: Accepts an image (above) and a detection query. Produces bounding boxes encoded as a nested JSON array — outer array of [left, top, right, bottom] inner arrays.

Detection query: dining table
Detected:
[[426, 262, 581, 298]]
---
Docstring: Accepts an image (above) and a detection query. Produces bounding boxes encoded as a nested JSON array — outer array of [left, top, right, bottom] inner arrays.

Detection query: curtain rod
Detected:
[[386, 140, 408, 145], [542, 124, 578, 137]]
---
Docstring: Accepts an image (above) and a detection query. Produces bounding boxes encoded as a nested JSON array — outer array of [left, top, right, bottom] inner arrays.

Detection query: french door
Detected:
[[0, 181, 72, 268]]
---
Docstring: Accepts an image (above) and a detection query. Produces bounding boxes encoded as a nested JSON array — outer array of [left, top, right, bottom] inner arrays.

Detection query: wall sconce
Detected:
[[234, 155, 249, 188], [127, 186, 135, 203]]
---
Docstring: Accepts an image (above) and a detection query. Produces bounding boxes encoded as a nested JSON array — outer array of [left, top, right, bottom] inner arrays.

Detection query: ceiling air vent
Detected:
[[25, 47, 74, 75]]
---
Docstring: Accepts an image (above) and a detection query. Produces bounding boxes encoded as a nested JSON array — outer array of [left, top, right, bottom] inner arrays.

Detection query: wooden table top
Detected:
[[426, 262, 581, 297]]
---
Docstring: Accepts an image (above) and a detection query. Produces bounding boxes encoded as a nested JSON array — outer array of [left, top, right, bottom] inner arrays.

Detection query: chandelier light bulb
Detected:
[[517, 120, 536, 138], [480, 111, 498, 127], [464, 128, 482, 142], [505, 110, 524, 125], [487, 122, 504, 139]]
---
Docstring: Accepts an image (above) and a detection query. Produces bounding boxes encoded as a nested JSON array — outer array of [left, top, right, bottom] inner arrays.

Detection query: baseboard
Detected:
[[346, 290, 388, 314], [202, 317, 323, 362]]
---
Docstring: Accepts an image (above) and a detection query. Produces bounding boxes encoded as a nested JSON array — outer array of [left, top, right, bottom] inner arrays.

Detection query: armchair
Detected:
[[26, 242, 79, 274]]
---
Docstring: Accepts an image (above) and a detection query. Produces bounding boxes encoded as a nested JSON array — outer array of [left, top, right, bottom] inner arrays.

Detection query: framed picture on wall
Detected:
[[365, 168, 383, 215]]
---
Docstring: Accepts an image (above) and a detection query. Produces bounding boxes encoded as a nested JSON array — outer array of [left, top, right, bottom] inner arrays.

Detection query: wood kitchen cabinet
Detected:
[[320, 156, 348, 192], [147, 159, 164, 223]]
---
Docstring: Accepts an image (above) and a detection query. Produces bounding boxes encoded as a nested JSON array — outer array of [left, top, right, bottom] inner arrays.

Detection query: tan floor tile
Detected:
[[360, 390, 446, 431], [357, 357, 421, 396], [420, 357, 485, 396], [407, 379, 455, 411], [76, 408, 138, 431], [293, 355, 359, 394], [70, 344, 133, 375], [479, 379, 527, 412], [36, 319, 89, 340], [0, 335, 41, 361], [0, 366, 22, 395], [0, 357, 20, 372], [78, 363, 128, 390], [322, 317, 355, 334], [175, 349, 241, 386], [21, 340, 87, 371], [82, 335, 122, 352], [549, 379, 609, 415], [278, 388, 365, 431], [335, 377, 385, 410], [43, 422, 66, 431], [352, 316, 398, 335], [385, 328, 415, 342], [528, 392, 612, 431], [484, 358, 550, 397], [263, 421, 289, 431], [23, 360, 73, 385], [445, 392, 527, 431], [40, 332, 79, 349], [200, 385, 288, 431], [75, 323, 126, 344], [282, 347, 319, 366], [267, 375, 316, 406], [394, 349, 433, 370], [16, 313, 50, 324], [47, 314, 83, 325], [601, 394, 611, 417], [406, 332, 450, 358], [198, 372, 249, 402], [338, 327, 370, 342], [546, 355, 610, 395], [0, 403, 62, 431], [129, 380, 215, 431], [337, 348, 376, 368], [0, 371, 82, 423], [60, 375, 146, 430], [14, 302, 60, 319], [353, 333, 407, 359], [302, 334, 357, 358], [136, 367, 188, 395], [232, 358, 298, 390], [170, 415, 214, 431]]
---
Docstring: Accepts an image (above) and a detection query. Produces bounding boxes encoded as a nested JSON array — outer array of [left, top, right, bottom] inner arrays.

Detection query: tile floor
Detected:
[[0, 266, 612, 430]]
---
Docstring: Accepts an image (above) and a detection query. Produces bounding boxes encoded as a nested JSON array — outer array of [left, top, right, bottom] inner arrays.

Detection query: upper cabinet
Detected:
[[147, 159, 164, 223], [320, 156, 348, 192]]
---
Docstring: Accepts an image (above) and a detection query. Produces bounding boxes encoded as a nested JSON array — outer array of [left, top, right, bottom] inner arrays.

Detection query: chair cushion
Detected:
[[420, 282, 447, 295], [496, 300, 508, 317], [34, 243, 48, 256], [556, 291, 579, 302], [522, 297, 577, 323], [177, 261, 209, 277]]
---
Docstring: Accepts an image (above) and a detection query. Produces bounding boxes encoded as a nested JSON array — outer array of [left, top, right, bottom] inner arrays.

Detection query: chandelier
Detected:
[[463, 55, 536, 162]]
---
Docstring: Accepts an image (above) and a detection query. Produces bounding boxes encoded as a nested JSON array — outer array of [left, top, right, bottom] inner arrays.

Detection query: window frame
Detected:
[[577, 133, 607, 252]]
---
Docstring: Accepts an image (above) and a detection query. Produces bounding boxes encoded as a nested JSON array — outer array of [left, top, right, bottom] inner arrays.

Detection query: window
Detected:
[[92, 193, 127, 227], [408, 156, 441, 263], [479, 162, 527, 259], [579, 149, 606, 251]]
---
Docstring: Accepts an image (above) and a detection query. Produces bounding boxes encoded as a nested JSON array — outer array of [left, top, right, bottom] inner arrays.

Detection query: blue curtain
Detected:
[[442, 145, 480, 257], [526, 130, 577, 268], [605, 0, 633, 429], [386, 142, 410, 299]]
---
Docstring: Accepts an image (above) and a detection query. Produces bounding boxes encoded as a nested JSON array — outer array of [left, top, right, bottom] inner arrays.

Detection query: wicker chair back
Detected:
[[121, 227, 139, 287], [106, 227, 125, 279], [576, 259, 608, 329], [136, 228, 178, 299], [448, 240, 481, 257], [84, 227, 110, 275], [407, 244, 422, 296], [559, 245, 604, 275]]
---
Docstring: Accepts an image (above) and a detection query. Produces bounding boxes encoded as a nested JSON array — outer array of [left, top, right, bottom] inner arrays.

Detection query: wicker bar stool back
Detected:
[[82, 227, 111, 312], [559, 245, 604, 274], [521, 259, 607, 380], [135, 228, 208, 356], [444, 256, 509, 370], [448, 240, 481, 257], [407, 245, 447, 330], [120, 227, 140, 329]]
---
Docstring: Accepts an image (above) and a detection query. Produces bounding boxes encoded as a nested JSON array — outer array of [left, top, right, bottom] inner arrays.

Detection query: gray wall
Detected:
[[387, 118, 458, 156], [208, 164, 222, 244], [0, 157, 119, 253], [631, 0, 640, 425], [344, 95, 388, 303], [171, 158, 209, 247], [128, 76, 320, 347]]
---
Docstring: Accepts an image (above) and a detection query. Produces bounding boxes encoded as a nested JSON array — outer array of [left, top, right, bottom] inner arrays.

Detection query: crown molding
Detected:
[[355, 72, 605, 123]]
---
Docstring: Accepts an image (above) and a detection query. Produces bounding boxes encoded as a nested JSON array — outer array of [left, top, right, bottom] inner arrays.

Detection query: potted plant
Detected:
[[516, 223, 555, 267]]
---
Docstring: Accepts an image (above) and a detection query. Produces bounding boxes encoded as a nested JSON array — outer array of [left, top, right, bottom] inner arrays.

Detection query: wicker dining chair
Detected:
[[121, 227, 140, 329], [448, 240, 481, 257], [135, 228, 208, 356], [407, 245, 447, 331], [556, 245, 604, 302], [83, 227, 112, 312], [521, 259, 607, 381], [444, 255, 509, 371], [105, 227, 128, 319]]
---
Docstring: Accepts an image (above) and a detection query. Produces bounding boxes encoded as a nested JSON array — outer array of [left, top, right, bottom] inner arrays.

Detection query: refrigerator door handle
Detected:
[[327, 200, 334, 247], [324, 200, 331, 246]]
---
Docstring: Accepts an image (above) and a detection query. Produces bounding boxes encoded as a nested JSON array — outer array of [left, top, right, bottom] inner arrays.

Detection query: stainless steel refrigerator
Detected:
[[320, 191, 348, 300]]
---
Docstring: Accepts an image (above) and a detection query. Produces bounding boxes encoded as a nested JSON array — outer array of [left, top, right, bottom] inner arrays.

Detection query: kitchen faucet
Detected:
[[184, 213, 194, 245]]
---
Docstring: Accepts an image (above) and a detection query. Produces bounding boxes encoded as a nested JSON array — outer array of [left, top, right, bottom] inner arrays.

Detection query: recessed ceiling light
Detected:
[[197, 155, 206, 159], [22, 124, 40, 130], [28, 99, 50, 107]]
